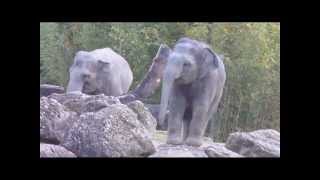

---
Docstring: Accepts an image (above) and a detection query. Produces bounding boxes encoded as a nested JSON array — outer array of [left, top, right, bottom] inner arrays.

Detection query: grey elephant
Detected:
[[158, 37, 226, 147], [66, 48, 133, 96]]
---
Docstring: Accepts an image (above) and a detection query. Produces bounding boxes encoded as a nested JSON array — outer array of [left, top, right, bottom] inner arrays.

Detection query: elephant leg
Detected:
[[182, 118, 191, 141], [205, 103, 218, 140], [111, 84, 123, 96], [185, 86, 216, 147], [205, 89, 224, 141], [109, 76, 123, 96], [182, 106, 192, 141], [167, 86, 186, 145], [185, 101, 210, 147]]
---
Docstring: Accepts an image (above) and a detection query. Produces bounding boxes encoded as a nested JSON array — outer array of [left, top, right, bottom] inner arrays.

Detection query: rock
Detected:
[[204, 143, 243, 157], [41, 93, 240, 157], [225, 129, 280, 157], [48, 93, 122, 115], [40, 143, 76, 157], [81, 94, 121, 113], [62, 103, 156, 157], [48, 92, 90, 114], [41, 93, 157, 157], [149, 144, 208, 157], [40, 97, 77, 144], [40, 84, 64, 97], [127, 101, 157, 133]]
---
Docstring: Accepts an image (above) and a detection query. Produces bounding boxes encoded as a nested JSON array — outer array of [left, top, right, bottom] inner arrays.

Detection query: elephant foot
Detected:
[[185, 136, 202, 147], [167, 134, 183, 145]]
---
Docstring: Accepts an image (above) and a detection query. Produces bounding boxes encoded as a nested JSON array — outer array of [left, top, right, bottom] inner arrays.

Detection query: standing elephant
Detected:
[[159, 37, 226, 147], [66, 48, 133, 96]]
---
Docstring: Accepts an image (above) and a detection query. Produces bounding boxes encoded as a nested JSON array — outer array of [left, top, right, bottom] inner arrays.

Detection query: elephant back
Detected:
[[89, 48, 127, 65], [89, 47, 133, 93]]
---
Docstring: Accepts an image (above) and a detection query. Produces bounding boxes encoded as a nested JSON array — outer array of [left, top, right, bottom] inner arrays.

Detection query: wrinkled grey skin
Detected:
[[159, 37, 226, 147], [67, 48, 133, 96]]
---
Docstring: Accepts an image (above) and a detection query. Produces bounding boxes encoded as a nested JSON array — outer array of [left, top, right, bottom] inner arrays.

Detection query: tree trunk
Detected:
[[207, 23, 213, 45], [119, 44, 171, 104]]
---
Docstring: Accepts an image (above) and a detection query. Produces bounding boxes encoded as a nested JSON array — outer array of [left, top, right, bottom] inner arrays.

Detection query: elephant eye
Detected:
[[75, 60, 82, 67], [183, 62, 191, 67]]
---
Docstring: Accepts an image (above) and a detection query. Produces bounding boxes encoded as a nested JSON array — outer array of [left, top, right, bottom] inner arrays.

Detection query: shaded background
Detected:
[[40, 22, 280, 142]]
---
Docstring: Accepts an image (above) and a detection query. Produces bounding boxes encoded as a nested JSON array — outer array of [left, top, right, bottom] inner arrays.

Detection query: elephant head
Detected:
[[158, 37, 220, 125], [66, 51, 110, 94]]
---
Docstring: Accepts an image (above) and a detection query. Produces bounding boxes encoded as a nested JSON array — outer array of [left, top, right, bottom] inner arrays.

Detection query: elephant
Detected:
[[158, 37, 226, 147], [66, 48, 133, 96]]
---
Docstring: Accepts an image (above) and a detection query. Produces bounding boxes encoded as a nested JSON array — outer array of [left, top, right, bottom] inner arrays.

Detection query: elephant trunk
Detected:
[[159, 70, 176, 126], [66, 74, 84, 93]]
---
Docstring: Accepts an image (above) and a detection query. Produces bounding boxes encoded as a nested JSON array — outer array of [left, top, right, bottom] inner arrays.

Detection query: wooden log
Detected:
[[119, 44, 171, 103], [40, 84, 65, 97]]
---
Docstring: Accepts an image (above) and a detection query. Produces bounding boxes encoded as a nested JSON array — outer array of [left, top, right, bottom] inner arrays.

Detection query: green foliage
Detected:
[[40, 22, 280, 142]]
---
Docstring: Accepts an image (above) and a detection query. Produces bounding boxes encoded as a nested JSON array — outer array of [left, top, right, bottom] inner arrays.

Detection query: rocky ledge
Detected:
[[40, 88, 280, 158]]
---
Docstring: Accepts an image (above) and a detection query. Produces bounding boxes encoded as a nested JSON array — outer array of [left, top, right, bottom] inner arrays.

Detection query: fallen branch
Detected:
[[119, 44, 171, 103], [40, 84, 65, 97]]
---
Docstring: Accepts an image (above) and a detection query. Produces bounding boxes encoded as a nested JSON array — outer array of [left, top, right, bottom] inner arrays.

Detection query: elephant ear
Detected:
[[199, 47, 219, 79], [98, 60, 111, 72]]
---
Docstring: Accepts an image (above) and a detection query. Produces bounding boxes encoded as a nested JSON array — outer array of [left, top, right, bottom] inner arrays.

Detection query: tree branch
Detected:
[[119, 44, 171, 103]]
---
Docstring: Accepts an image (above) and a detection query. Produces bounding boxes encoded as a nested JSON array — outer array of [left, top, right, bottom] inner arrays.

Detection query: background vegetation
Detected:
[[40, 22, 280, 142]]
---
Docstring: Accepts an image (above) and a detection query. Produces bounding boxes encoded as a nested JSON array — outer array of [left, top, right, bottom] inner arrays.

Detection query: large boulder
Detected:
[[41, 93, 157, 157], [46, 93, 156, 157], [204, 143, 243, 157], [127, 101, 157, 133], [48, 92, 90, 114], [62, 103, 156, 157], [81, 94, 122, 113], [40, 84, 64, 97], [225, 129, 280, 157], [48, 93, 123, 114], [40, 97, 77, 144], [145, 104, 168, 130], [40, 143, 76, 157]]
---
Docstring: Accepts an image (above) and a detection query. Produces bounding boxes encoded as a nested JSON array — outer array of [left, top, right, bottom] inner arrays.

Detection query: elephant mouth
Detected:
[[175, 77, 192, 85], [83, 81, 97, 94]]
